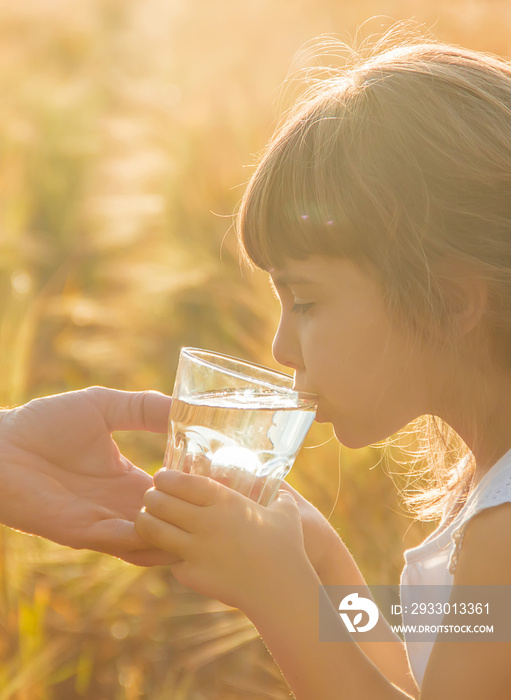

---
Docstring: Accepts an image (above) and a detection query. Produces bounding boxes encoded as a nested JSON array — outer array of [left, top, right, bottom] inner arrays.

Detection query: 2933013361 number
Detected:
[[411, 602, 490, 616]]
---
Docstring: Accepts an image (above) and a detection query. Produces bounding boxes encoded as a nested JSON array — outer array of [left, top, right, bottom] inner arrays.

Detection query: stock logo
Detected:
[[338, 593, 379, 633]]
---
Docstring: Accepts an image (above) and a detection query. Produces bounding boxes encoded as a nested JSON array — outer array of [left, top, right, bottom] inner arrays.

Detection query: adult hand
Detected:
[[0, 386, 176, 566]]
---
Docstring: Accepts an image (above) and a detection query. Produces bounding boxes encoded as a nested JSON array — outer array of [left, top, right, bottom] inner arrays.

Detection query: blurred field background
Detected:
[[0, 1, 510, 698]]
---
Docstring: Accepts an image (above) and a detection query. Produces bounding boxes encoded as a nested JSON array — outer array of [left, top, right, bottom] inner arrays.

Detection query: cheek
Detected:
[[302, 311, 408, 396]]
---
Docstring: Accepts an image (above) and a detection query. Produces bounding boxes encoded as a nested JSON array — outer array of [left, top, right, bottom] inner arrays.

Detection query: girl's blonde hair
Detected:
[[236, 35, 511, 520]]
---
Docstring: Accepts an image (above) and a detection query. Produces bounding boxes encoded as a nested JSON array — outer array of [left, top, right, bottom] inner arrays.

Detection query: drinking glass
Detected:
[[163, 347, 317, 506]]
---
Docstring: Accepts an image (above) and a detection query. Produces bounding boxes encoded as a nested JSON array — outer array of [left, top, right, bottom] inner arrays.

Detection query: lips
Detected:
[[292, 380, 325, 421], [312, 399, 330, 424]]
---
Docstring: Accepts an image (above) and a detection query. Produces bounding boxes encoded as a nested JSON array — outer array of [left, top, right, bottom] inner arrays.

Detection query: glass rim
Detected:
[[180, 347, 318, 405]]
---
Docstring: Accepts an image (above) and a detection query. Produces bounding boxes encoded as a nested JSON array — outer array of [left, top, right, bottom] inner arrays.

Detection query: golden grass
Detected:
[[0, 1, 509, 697]]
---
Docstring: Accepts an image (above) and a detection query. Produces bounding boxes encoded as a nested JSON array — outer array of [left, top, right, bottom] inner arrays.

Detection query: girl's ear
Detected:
[[439, 260, 488, 337]]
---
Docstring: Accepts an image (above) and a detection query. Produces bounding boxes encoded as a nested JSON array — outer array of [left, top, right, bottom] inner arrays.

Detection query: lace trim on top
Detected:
[[448, 474, 511, 575]]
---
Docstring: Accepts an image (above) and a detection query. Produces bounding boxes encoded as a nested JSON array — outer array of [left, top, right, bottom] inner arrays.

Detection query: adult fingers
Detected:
[[135, 509, 191, 558], [88, 387, 172, 433], [153, 470, 219, 506], [122, 548, 180, 567], [87, 519, 180, 566], [79, 517, 154, 554]]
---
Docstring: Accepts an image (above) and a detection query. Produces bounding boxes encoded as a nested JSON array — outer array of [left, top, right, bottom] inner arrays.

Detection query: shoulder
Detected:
[[454, 502, 511, 585], [421, 504, 511, 698]]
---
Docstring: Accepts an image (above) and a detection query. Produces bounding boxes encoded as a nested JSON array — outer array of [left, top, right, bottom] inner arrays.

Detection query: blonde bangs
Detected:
[[236, 87, 398, 272]]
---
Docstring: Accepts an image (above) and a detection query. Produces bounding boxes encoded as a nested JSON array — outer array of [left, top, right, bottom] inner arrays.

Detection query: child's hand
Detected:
[[135, 470, 312, 610], [278, 482, 340, 577], [279, 482, 367, 586]]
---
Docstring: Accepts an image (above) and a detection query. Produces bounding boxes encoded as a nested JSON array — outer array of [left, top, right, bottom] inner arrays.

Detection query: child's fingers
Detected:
[[135, 509, 191, 558], [153, 469, 218, 506], [278, 481, 304, 503], [271, 489, 300, 514], [142, 487, 199, 533]]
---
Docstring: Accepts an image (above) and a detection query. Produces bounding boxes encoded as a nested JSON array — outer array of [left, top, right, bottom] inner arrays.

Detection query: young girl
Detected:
[[135, 37, 511, 699]]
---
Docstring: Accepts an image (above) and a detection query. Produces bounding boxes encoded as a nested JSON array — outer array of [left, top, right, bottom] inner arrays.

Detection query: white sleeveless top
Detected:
[[400, 449, 511, 688]]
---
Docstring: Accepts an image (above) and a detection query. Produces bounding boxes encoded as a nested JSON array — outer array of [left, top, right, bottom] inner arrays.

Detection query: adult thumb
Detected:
[[87, 387, 172, 433]]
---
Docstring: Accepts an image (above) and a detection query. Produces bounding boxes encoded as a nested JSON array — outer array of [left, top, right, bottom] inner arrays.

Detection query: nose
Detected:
[[272, 314, 303, 373]]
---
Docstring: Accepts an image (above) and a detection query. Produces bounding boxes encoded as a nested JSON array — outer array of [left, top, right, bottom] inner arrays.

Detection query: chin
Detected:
[[331, 422, 378, 450], [316, 404, 384, 448], [314, 407, 330, 424]]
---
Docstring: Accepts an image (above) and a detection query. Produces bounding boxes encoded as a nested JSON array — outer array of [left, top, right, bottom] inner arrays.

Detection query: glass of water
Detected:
[[163, 347, 317, 506]]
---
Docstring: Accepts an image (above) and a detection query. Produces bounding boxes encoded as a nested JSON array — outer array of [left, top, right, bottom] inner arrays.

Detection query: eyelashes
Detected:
[[291, 302, 314, 314], [268, 277, 315, 315]]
